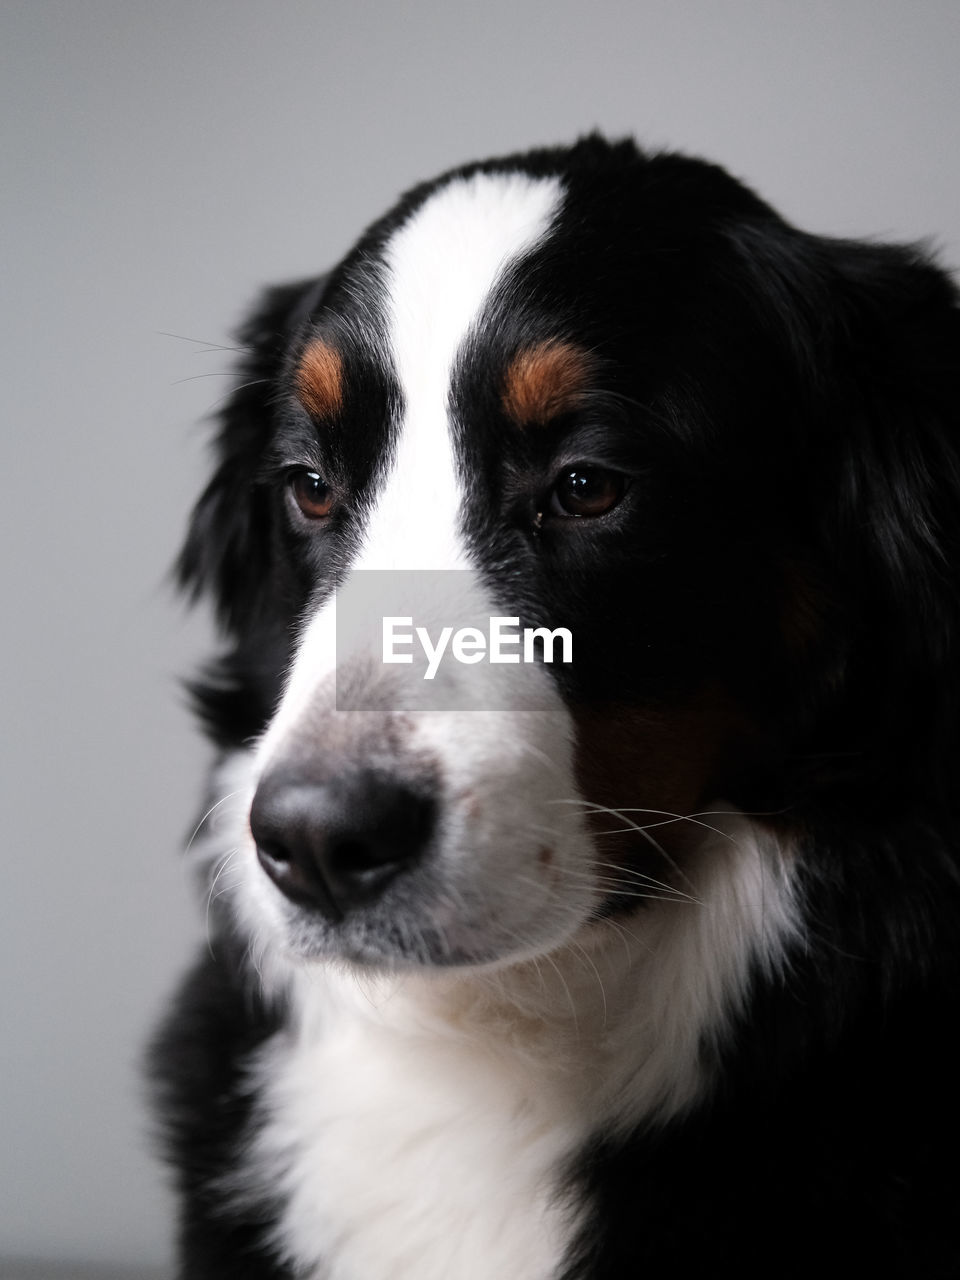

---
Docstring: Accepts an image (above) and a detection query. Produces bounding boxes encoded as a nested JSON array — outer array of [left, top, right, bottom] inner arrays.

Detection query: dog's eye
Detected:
[[549, 467, 626, 518], [288, 470, 335, 520]]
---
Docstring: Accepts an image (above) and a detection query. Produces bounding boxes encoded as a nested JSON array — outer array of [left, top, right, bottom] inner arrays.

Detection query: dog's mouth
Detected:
[[242, 747, 605, 971], [244, 780, 704, 972]]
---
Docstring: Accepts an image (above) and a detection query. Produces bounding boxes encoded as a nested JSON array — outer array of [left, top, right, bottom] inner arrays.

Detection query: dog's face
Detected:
[[183, 137, 960, 971]]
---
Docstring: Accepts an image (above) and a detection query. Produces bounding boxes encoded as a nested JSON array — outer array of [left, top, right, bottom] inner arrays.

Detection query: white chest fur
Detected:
[[252, 970, 585, 1280], [241, 815, 798, 1279]]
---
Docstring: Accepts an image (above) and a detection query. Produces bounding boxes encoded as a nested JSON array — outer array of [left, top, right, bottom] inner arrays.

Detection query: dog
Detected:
[[150, 135, 960, 1278]]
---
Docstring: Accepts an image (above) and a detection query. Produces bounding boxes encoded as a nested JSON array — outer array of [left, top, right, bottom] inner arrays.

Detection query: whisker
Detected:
[[569, 940, 608, 1028], [538, 948, 579, 1036], [544, 860, 699, 903], [173, 371, 238, 386], [597, 912, 652, 957], [204, 377, 272, 413], [157, 330, 248, 353], [550, 799, 739, 845], [204, 847, 241, 953], [601, 862, 703, 905], [548, 800, 703, 890], [186, 790, 246, 854]]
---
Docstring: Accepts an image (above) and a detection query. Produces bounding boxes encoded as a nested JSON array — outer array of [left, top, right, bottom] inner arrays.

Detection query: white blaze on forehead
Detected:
[[355, 170, 563, 572], [258, 172, 562, 764]]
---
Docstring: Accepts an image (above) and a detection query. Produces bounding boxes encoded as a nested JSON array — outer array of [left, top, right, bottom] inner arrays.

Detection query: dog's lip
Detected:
[[270, 857, 584, 969]]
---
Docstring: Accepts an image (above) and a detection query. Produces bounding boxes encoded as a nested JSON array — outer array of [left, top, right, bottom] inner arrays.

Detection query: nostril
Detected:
[[256, 838, 290, 866], [249, 787, 288, 857], [250, 783, 345, 920], [328, 838, 381, 874], [320, 786, 435, 903]]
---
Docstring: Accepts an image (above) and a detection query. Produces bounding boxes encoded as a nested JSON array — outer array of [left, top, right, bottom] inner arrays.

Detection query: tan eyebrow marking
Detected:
[[295, 339, 344, 419], [502, 340, 594, 426]]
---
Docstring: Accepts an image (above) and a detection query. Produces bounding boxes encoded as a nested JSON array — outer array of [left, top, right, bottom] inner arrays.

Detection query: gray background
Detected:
[[2, 0, 958, 1271]]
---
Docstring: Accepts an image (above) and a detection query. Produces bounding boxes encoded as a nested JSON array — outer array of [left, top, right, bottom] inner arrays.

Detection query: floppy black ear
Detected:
[[823, 245, 960, 635], [723, 221, 960, 802], [813, 239, 960, 773], [177, 277, 325, 636]]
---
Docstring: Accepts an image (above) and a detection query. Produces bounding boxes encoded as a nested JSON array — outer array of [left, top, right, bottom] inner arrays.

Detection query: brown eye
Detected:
[[289, 470, 335, 520], [549, 467, 626, 518]]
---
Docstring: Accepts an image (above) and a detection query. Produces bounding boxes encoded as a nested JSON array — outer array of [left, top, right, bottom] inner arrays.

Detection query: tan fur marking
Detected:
[[296, 340, 344, 419], [502, 341, 593, 426]]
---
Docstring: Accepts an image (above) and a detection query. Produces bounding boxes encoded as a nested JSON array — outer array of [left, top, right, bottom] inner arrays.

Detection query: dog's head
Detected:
[[182, 136, 960, 972]]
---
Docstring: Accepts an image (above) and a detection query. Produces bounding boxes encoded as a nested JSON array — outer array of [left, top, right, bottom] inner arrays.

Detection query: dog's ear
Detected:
[[800, 239, 960, 776], [177, 276, 326, 636], [821, 244, 960, 660], [727, 224, 960, 790]]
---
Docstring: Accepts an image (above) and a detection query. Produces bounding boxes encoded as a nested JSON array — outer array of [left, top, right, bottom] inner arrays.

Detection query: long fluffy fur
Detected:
[[151, 135, 960, 1278]]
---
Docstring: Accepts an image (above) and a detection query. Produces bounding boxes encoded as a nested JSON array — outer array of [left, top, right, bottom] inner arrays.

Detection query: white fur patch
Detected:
[[357, 170, 563, 574]]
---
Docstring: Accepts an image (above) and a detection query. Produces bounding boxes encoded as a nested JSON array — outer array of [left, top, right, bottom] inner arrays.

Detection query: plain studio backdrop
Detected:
[[2, 1, 958, 1272]]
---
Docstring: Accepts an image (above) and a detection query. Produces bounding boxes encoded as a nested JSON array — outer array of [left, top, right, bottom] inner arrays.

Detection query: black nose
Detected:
[[249, 768, 436, 920]]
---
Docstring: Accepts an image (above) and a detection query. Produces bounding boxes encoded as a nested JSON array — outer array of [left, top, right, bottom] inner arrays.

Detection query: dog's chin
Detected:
[[278, 923, 500, 972], [262, 879, 596, 974]]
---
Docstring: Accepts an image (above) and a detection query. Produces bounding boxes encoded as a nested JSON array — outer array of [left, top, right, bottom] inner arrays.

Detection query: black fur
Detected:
[[562, 820, 960, 1277], [151, 135, 960, 1276], [151, 943, 289, 1279]]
